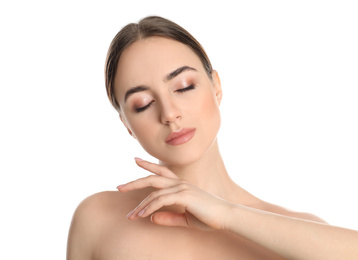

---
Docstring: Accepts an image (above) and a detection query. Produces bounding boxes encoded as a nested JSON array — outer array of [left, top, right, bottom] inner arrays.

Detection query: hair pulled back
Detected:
[[105, 16, 213, 112]]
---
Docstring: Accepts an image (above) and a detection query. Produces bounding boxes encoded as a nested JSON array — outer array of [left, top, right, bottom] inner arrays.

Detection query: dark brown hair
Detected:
[[105, 16, 213, 112]]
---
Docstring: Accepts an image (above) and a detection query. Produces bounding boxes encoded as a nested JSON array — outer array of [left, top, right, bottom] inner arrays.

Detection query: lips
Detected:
[[165, 127, 196, 146]]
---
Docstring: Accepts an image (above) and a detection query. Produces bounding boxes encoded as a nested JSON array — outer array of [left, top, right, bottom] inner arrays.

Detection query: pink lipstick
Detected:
[[165, 128, 196, 146]]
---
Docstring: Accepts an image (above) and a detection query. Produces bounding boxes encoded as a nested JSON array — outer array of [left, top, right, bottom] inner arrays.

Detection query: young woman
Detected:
[[67, 16, 358, 260]]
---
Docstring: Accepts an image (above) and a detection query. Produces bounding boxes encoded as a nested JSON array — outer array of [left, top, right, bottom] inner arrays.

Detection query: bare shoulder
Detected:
[[72, 190, 133, 217], [67, 190, 151, 260], [259, 200, 327, 223], [66, 191, 121, 259], [69, 191, 127, 223]]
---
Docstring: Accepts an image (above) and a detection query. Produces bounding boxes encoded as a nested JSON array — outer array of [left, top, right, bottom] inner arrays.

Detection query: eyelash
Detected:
[[135, 84, 196, 113], [135, 101, 154, 113], [176, 84, 196, 93]]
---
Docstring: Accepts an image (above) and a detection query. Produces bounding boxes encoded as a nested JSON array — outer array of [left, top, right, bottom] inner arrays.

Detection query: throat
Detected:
[[160, 141, 239, 202]]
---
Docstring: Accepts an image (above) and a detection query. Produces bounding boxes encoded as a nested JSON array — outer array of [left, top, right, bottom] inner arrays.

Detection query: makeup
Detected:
[[165, 127, 196, 146]]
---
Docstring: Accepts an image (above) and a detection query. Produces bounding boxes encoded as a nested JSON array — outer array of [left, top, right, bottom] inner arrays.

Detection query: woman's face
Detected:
[[114, 36, 222, 166]]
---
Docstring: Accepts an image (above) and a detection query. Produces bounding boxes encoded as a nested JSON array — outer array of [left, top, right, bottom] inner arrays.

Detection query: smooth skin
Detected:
[[67, 37, 358, 260], [120, 159, 358, 260]]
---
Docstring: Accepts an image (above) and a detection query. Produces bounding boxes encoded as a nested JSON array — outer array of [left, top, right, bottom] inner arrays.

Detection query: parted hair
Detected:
[[105, 16, 213, 112]]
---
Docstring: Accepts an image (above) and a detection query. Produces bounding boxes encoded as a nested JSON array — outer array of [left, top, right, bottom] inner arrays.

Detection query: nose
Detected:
[[160, 98, 182, 125]]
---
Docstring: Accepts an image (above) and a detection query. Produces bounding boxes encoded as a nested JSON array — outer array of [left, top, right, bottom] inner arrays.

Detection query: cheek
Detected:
[[206, 100, 221, 136], [196, 90, 220, 123], [190, 90, 221, 140], [128, 118, 163, 155], [130, 119, 155, 141]]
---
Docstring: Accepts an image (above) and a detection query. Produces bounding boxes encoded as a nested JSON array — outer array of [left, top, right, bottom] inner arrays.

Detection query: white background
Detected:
[[0, 0, 357, 259]]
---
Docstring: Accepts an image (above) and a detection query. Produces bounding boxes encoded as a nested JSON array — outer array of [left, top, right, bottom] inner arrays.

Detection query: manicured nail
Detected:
[[127, 210, 135, 219], [138, 208, 145, 217], [134, 157, 144, 161], [116, 184, 125, 190]]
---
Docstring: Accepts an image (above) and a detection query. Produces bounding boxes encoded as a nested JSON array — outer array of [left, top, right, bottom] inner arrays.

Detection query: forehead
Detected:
[[114, 37, 204, 95]]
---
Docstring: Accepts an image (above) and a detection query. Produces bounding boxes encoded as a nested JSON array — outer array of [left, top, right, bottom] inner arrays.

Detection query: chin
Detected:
[[140, 117, 221, 167], [142, 147, 199, 166], [161, 152, 202, 167], [150, 136, 219, 167]]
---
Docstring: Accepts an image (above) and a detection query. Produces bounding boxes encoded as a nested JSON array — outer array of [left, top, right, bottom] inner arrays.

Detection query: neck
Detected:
[[160, 139, 242, 202]]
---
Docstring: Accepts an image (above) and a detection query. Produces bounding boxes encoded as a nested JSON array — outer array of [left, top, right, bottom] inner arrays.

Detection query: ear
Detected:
[[119, 113, 136, 139], [211, 70, 222, 105]]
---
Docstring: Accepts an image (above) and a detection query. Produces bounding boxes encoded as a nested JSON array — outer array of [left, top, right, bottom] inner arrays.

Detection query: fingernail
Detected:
[[134, 157, 144, 161], [127, 210, 135, 219], [138, 209, 145, 217], [116, 184, 125, 190]]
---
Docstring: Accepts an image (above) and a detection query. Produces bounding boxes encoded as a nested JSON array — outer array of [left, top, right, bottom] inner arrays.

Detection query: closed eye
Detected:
[[135, 100, 154, 113], [135, 85, 195, 113], [176, 84, 196, 93]]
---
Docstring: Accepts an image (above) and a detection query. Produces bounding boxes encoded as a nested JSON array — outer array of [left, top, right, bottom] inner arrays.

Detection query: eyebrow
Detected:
[[124, 85, 149, 102], [164, 65, 197, 82], [124, 65, 197, 103]]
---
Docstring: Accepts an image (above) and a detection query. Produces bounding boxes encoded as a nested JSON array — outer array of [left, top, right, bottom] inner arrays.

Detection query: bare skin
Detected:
[[67, 174, 323, 260], [67, 143, 325, 260], [67, 36, 358, 259]]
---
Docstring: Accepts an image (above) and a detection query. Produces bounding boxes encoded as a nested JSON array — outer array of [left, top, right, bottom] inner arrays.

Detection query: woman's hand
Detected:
[[117, 158, 234, 231], [117, 159, 358, 259]]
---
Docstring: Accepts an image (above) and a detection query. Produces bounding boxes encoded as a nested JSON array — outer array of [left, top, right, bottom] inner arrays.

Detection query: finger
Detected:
[[151, 212, 189, 228], [117, 175, 180, 192], [135, 158, 178, 179], [136, 191, 188, 219], [127, 184, 185, 220]]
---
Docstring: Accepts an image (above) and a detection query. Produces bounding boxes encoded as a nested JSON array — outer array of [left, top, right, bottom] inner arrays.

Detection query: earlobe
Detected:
[[212, 70, 223, 105], [127, 128, 136, 138]]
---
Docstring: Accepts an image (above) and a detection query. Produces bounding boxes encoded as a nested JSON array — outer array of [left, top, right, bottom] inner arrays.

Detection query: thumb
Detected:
[[151, 212, 213, 231], [151, 212, 189, 228]]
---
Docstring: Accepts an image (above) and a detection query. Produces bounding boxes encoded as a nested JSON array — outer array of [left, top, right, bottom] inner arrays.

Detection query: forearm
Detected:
[[225, 205, 358, 260]]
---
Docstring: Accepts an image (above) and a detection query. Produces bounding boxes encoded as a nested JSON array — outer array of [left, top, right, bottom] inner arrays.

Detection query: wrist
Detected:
[[221, 203, 243, 231]]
